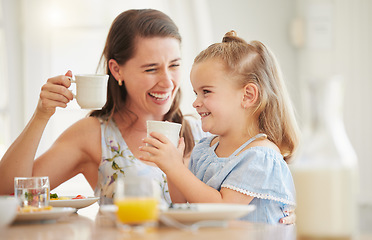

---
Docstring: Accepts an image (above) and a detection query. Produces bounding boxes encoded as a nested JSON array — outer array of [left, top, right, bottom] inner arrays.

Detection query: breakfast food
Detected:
[[18, 205, 53, 213], [50, 193, 87, 200]]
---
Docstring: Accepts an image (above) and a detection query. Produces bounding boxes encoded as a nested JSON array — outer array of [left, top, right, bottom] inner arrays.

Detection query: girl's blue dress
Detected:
[[189, 134, 296, 224]]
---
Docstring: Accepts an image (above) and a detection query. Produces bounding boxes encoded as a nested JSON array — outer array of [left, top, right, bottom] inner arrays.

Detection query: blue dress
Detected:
[[189, 134, 296, 224]]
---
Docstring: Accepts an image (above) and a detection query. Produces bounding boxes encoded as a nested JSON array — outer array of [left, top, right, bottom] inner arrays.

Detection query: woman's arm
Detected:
[[33, 117, 101, 190], [0, 71, 101, 194], [0, 72, 73, 194]]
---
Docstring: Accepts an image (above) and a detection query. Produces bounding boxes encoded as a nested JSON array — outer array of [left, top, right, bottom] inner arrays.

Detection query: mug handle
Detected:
[[67, 76, 77, 99]]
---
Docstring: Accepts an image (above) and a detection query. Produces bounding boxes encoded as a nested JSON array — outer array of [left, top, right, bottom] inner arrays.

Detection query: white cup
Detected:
[[146, 121, 182, 147], [68, 74, 109, 109]]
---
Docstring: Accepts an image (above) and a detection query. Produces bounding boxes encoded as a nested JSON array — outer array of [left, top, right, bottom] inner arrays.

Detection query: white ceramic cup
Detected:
[[146, 121, 182, 147], [68, 74, 109, 109]]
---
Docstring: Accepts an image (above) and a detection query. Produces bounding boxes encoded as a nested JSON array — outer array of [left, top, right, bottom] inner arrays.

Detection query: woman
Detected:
[[0, 9, 205, 207]]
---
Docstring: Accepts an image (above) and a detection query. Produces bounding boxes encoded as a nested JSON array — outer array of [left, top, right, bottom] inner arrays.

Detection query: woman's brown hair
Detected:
[[90, 9, 195, 155]]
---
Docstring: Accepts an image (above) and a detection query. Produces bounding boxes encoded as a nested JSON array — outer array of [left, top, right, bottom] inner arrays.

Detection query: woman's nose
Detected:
[[158, 70, 174, 88]]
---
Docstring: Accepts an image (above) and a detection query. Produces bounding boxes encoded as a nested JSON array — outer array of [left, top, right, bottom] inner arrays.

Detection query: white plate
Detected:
[[15, 207, 76, 222], [162, 203, 256, 223], [49, 197, 99, 209], [99, 203, 255, 223]]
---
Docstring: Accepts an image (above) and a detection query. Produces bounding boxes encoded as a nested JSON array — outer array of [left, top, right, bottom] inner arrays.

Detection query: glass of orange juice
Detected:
[[114, 176, 159, 232]]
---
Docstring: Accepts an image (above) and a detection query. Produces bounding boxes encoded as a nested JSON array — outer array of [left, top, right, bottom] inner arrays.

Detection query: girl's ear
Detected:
[[109, 59, 123, 85], [242, 83, 259, 108]]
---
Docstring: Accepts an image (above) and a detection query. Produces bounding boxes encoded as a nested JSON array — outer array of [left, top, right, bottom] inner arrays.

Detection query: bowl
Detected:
[[0, 196, 18, 228]]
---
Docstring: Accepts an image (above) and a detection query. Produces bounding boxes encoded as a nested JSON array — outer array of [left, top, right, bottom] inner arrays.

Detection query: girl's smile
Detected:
[[191, 59, 244, 135]]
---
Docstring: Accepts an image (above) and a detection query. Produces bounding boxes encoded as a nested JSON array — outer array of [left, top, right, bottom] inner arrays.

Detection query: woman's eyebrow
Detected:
[[170, 57, 182, 63], [140, 63, 158, 68], [140, 58, 181, 68]]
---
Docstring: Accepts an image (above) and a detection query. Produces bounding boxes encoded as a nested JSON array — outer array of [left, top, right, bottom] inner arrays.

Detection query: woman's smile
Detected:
[[148, 91, 171, 104]]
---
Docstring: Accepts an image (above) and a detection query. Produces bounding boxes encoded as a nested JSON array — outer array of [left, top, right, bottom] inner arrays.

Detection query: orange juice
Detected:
[[114, 197, 158, 224]]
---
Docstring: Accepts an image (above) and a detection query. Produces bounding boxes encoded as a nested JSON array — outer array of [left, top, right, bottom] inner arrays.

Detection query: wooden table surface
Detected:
[[1, 203, 370, 240]]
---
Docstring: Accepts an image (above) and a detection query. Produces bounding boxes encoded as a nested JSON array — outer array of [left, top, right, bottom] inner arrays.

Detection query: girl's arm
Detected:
[[139, 132, 254, 204], [164, 161, 253, 204], [167, 178, 187, 203]]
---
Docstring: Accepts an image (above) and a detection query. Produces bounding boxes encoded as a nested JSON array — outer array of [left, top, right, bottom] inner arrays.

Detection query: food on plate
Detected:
[[50, 193, 87, 200], [72, 195, 86, 199], [18, 205, 53, 213], [50, 193, 58, 199]]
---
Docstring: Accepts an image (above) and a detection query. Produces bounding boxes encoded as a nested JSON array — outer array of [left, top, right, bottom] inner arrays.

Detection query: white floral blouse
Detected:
[[94, 116, 208, 207]]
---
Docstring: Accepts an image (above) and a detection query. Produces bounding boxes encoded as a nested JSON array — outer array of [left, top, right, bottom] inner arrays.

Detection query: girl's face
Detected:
[[119, 37, 182, 120], [191, 59, 245, 136]]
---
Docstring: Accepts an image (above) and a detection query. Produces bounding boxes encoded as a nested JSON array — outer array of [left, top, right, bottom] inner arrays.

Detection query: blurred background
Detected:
[[0, 0, 371, 236]]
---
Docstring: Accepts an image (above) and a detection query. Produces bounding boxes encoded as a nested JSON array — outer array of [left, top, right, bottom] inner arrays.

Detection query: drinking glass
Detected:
[[14, 176, 50, 208], [114, 176, 160, 232]]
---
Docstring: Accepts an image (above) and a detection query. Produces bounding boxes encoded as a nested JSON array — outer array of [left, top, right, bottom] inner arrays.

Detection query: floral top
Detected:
[[94, 116, 208, 207], [189, 134, 296, 224]]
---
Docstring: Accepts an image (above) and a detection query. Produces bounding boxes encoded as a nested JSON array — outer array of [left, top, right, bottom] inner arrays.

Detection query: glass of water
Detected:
[[14, 176, 50, 208]]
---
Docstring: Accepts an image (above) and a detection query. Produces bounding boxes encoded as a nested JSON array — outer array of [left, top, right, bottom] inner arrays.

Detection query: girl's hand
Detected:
[[280, 209, 296, 225], [139, 132, 185, 172], [36, 71, 74, 120]]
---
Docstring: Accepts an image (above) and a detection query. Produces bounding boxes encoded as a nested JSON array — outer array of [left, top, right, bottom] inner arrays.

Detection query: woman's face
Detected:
[[119, 37, 182, 120]]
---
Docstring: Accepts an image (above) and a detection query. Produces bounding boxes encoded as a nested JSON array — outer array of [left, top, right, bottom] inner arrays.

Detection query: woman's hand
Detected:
[[36, 71, 74, 120], [139, 132, 185, 172]]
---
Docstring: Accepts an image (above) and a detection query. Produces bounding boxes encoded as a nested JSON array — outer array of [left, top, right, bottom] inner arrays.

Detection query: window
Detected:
[[0, 2, 9, 158]]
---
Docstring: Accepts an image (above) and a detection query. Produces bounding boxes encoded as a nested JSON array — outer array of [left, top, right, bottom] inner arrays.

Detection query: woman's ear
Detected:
[[109, 59, 123, 85], [242, 83, 259, 108]]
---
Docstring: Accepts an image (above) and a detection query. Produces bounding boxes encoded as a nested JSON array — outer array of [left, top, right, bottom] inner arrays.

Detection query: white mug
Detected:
[[147, 121, 182, 147], [68, 74, 109, 109]]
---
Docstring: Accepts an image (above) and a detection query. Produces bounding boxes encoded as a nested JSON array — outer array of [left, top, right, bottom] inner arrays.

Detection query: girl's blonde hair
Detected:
[[194, 31, 299, 161]]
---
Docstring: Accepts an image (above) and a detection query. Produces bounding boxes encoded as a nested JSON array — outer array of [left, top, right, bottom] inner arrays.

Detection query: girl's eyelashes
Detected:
[[193, 89, 211, 96]]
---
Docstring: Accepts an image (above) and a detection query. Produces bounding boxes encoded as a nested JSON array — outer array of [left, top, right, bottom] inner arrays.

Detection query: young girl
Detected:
[[139, 31, 299, 224]]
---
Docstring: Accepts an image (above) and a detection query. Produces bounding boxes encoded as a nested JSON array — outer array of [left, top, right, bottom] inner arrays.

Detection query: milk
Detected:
[[292, 76, 359, 239], [291, 165, 358, 239]]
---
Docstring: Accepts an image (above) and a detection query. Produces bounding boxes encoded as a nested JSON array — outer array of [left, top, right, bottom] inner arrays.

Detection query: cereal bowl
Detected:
[[0, 196, 18, 228]]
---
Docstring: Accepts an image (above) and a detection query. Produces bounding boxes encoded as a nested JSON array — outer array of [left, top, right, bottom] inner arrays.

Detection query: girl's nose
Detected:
[[192, 97, 200, 108]]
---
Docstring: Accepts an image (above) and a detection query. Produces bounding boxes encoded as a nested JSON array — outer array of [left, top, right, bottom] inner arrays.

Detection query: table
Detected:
[[1, 204, 370, 240]]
